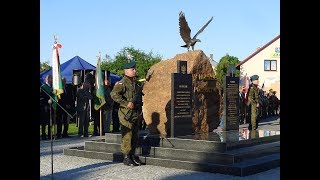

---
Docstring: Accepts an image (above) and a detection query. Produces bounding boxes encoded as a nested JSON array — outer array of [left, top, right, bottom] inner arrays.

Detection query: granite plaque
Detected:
[[171, 73, 193, 137], [223, 76, 240, 131]]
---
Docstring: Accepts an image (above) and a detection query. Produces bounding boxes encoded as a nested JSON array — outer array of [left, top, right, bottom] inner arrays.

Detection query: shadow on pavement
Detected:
[[40, 161, 115, 180]]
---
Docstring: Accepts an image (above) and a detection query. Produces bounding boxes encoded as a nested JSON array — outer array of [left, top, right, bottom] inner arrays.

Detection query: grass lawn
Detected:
[[40, 121, 117, 136], [40, 122, 95, 136]]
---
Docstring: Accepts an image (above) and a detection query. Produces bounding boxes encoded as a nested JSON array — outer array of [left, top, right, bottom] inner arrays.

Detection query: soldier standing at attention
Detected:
[[110, 61, 142, 166], [248, 75, 260, 130]]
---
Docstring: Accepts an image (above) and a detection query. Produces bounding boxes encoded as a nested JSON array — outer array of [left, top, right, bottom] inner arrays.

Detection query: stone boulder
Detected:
[[142, 50, 221, 137]]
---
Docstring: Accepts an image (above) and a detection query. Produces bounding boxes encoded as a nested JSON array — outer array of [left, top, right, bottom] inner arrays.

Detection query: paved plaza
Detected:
[[40, 116, 280, 179]]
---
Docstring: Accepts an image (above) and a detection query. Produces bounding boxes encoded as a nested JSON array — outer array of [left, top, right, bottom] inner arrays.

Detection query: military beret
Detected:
[[123, 61, 136, 69], [250, 75, 259, 81]]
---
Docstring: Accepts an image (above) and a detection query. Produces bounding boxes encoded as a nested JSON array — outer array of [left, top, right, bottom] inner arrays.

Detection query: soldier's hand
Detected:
[[127, 102, 134, 109], [256, 103, 259, 108]]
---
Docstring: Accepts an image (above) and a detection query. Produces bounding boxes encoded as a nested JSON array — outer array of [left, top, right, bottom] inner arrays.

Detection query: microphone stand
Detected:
[[48, 99, 54, 180], [40, 86, 75, 119]]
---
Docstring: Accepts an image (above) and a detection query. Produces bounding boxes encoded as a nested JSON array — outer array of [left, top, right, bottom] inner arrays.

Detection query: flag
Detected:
[[94, 56, 106, 110], [51, 38, 64, 109], [243, 73, 249, 105], [243, 73, 249, 93]]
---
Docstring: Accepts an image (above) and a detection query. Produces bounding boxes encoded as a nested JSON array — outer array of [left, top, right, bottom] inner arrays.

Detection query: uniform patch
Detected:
[[113, 82, 124, 92]]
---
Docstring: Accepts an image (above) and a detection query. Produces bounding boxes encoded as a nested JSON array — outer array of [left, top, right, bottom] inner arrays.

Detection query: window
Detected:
[[264, 60, 277, 71]]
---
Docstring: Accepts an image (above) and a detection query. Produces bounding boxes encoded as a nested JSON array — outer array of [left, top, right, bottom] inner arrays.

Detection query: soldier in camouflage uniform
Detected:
[[248, 75, 260, 130], [110, 61, 142, 166]]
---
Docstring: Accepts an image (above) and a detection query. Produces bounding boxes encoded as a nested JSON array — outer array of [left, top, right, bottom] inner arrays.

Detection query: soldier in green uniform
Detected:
[[110, 61, 142, 166], [248, 75, 260, 130]]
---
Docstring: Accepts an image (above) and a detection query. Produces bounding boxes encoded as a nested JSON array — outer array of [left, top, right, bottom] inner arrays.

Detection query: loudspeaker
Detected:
[[101, 70, 106, 81], [84, 69, 95, 86], [72, 69, 83, 86]]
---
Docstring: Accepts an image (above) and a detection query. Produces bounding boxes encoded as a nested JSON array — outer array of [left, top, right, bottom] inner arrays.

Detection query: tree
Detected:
[[101, 46, 162, 78], [215, 54, 240, 89], [40, 61, 51, 73]]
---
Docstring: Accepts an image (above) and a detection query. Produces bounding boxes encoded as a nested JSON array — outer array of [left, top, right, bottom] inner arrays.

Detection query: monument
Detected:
[[222, 65, 240, 131], [179, 11, 213, 51], [170, 60, 193, 137], [142, 50, 221, 137]]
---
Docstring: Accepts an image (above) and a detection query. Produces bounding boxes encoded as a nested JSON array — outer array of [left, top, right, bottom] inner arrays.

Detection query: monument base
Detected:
[[64, 127, 280, 177]]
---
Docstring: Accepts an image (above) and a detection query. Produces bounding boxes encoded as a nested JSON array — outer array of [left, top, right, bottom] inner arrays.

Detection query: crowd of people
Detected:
[[40, 68, 279, 166], [238, 75, 280, 130], [40, 73, 146, 141], [40, 61, 145, 166], [214, 74, 280, 133]]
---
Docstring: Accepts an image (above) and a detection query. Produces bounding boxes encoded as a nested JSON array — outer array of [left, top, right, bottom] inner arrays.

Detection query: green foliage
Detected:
[[40, 61, 51, 72], [215, 54, 240, 89], [101, 46, 162, 79]]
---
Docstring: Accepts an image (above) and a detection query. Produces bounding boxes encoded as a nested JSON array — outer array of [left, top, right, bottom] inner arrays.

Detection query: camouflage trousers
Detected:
[[250, 106, 258, 130], [120, 116, 139, 155]]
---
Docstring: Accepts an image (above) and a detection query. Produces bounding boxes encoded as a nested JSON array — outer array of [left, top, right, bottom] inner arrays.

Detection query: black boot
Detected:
[[123, 154, 134, 166], [130, 154, 142, 166]]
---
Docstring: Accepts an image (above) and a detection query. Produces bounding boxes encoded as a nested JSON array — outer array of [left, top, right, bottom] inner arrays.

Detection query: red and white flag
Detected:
[[243, 73, 250, 105], [51, 37, 64, 105]]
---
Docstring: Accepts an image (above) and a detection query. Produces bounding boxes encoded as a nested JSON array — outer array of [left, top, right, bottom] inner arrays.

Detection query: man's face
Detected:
[[252, 79, 259, 85], [47, 76, 52, 85], [124, 67, 136, 78], [104, 79, 110, 86]]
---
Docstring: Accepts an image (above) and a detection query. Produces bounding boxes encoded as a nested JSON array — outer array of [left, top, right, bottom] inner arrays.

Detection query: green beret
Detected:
[[251, 75, 259, 81], [123, 61, 136, 69]]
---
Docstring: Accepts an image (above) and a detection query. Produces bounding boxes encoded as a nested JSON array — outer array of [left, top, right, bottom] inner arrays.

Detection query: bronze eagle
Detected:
[[179, 11, 213, 51]]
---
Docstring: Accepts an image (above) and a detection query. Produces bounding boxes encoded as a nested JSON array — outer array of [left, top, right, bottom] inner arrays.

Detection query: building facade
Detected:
[[209, 54, 218, 75], [236, 35, 280, 99]]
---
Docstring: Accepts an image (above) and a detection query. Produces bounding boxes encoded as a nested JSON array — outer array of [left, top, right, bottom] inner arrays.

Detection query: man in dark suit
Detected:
[[56, 77, 75, 138], [76, 82, 93, 137], [40, 75, 54, 140]]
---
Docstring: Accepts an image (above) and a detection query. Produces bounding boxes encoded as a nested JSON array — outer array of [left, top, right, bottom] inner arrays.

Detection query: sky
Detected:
[[40, 0, 280, 66]]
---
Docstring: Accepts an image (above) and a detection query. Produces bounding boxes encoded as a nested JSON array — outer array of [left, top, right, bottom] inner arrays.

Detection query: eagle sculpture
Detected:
[[179, 11, 213, 51]]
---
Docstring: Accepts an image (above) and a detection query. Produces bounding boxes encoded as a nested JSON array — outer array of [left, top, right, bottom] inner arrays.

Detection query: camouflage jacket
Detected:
[[110, 76, 142, 128], [248, 84, 260, 106], [111, 76, 135, 107]]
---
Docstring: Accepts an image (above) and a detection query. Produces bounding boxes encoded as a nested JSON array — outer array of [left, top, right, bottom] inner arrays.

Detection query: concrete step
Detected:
[[148, 146, 234, 165], [159, 137, 227, 153], [63, 146, 123, 162], [104, 132, 279, 153], [227, 141, 280, 162], [105, 133, 227, 153], [63, 146, 279, 177], [140, 153, 280, 177], [64, 130, 280, 176], [226, 134, 280, 150], [82, 139, 279, 165]]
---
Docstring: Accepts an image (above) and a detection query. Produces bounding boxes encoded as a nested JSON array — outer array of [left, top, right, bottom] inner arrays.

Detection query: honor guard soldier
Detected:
[[248, 75, 261, 130], [110, 61, 142, 166]]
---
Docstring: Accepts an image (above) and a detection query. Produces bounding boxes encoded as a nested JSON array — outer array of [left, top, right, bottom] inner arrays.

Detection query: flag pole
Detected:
[[53, 109, 57, 140], [94, 51, 106, 137], [47, 99, 54, 180], [100, 109, 102, 136]]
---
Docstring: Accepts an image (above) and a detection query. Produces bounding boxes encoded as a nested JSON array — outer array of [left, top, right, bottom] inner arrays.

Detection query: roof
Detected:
[[40, 55, 121, 85], [236, 34, 280, 69]]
